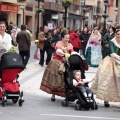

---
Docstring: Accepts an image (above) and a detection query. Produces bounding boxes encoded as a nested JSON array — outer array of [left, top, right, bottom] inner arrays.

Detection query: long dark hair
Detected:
[[61, 30, 69, 39]]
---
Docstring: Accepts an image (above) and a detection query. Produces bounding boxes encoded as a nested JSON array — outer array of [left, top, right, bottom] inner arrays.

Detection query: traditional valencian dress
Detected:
[[91, 37, 120, 102], [40, 41, 73, 97], [85, 33, 102, 67]]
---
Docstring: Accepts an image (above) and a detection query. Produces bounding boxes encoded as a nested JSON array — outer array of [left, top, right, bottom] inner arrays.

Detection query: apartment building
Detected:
[[0, 0, 118, 40], [42, 0, 82, 29]]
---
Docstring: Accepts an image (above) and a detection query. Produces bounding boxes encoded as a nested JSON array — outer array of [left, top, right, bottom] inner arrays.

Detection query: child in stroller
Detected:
[[0, 52, 25, 107], [73, 70, 93, 103], [61, 53, 98, 110]]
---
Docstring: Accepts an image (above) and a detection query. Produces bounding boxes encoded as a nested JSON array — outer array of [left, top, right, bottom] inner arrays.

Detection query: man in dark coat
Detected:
[[80, 27, 90, 58], [16, 24, 31, 68]]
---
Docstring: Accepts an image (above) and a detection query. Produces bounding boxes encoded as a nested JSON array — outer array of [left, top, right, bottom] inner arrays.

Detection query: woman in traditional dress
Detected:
[[40, 30, 74, 101], [85, 27, 102, 67], [91, 27, 120, 107]]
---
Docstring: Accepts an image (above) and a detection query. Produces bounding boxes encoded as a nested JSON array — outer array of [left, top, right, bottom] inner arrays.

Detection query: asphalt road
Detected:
[[0, 44, 120, 120]]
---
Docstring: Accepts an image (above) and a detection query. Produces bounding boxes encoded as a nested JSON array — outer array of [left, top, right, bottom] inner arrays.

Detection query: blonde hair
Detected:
[[73, 70, 81, 77]]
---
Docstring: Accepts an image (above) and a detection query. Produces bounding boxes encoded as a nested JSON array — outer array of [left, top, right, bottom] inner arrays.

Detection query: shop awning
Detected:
[[0, 4, 18, 13]]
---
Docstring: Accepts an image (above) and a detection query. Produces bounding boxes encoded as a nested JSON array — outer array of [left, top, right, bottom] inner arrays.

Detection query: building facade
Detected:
[[0, 0, 119, 40]]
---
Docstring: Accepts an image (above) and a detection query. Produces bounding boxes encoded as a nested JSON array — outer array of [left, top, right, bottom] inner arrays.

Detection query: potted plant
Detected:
[[62, 0, 72, 8], [102, 13, 109, 18], [36, 8, 44, 13]]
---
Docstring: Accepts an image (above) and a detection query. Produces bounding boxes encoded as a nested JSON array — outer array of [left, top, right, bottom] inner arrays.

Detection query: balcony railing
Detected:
[[96, 7, 101, 13], [43, 2, 80, 14]]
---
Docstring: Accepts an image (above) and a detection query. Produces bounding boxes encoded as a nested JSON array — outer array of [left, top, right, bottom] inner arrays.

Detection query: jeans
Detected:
[[19, 50, 30, 67]]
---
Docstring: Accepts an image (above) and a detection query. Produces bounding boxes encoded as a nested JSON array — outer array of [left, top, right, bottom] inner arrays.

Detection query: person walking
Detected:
[[40, 30, 74, 101], [51, 28, 60, 55], [91, 27, 120, 107], [38, 26, 53, 66], [69, 28, 82, 53], [102, 26, 115, 58], [85, 27, 102, 67], [80, 27, 90, 58], [16, 24, 31, 68]]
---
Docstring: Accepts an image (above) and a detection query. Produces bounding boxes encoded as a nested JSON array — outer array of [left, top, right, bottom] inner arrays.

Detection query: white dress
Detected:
[[0, 33, 12, 56]]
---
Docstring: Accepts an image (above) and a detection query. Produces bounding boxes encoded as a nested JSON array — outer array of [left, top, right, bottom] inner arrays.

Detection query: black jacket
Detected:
[[102, 32, 115, 47], [80, 32, 90, 46]]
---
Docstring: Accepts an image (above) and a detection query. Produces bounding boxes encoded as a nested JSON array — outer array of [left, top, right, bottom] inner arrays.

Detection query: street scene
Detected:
[[0, 43, 120, 120], [0, 0, 120, 120]]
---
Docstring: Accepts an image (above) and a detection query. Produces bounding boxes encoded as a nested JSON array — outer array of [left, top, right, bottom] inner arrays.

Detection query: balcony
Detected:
[[43, 2, 80, 15], [43, 2, 63, 12]]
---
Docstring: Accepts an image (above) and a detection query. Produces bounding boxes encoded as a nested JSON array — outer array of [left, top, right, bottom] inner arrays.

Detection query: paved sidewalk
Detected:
[[18, 60, 120, 109]]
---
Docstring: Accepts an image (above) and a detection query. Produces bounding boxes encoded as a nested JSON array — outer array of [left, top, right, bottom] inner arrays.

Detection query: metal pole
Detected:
[[118, 0, 120, 23], [104, 5, 107, 30], [64, 7, 67, 28], [83, 0, 85, 27], [36, 0, 40, 39], [23, 8, 24, 24]]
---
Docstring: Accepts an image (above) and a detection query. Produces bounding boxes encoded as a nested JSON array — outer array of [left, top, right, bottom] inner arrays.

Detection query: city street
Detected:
[[0, 42, 120, 120]]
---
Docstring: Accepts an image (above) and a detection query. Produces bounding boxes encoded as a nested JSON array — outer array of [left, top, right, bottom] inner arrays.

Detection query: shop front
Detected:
[[0, 3, 18, 27]]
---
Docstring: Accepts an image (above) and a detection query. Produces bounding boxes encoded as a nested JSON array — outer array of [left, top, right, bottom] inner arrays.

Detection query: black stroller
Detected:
[[61, 54, 98, 110], [0, 52, 25, 107]]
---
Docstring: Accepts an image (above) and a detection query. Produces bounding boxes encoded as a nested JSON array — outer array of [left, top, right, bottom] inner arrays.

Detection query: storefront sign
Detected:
[[0, 4, 18, 13], [48, 21, 54, 30]]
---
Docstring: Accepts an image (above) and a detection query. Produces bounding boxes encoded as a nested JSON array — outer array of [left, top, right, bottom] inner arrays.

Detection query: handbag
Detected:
[[83, 60, 89, 70], [34, 48, 39, 60]]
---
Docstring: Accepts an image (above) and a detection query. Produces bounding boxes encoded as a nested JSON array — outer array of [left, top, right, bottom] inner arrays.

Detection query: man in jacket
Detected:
[[16, 24, 31, 68], [37, 26, 52, 66], [80, 27, 90, 58]]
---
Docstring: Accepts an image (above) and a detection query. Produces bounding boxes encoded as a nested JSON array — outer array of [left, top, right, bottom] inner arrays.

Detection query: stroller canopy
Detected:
[[68, 54, 85, 79], [0, 52, 24, 71]]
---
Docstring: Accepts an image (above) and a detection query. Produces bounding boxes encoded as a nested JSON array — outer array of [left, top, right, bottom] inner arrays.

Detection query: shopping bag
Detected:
[[34, 48, 39, 60]]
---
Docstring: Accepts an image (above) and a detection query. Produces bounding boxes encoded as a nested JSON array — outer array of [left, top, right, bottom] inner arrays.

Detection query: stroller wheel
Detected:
[[95, 104, 98, 110], [61, 100, 68, 107], [19, 99, 23, 107], [75, 104, 82, 110], [91, 106, 94, 110], [2, 102, 6, 107], [91, 103, 98, 110], [12, 99, 18, 104], [19, 99, 24, 107]]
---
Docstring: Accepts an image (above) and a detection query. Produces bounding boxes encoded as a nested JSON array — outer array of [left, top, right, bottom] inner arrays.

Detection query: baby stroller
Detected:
[[61, 54, 98, 110], [0, 52, 25, 107]]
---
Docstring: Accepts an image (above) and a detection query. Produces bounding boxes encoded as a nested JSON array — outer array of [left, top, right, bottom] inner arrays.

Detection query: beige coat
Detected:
[[37, 32, 46, 50]]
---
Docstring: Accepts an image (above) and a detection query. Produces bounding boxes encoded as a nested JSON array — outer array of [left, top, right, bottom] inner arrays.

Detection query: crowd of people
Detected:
[[0, 19, 120, 108], [38, 24, 120, 108]]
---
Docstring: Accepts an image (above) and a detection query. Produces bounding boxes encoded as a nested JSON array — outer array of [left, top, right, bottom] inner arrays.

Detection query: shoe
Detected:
[[86, 97, 89, 102], [104, 101, 110, 107], [41, 65, 44, 67], [39, 63, 44, 67], [89, 98, 93, 102], [51, 94, 55, 102], [51, 98, 56, 102]]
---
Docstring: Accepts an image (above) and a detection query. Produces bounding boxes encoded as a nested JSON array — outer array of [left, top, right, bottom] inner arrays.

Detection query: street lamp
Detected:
[[81, 0, 86, 28], [35, 0, 44, 39], [20, 6, 25, 24], [62, 0, 72, 27], [103, 0, 108, 30]]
